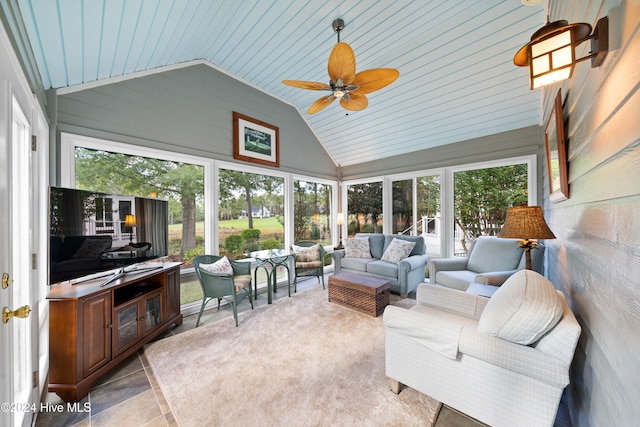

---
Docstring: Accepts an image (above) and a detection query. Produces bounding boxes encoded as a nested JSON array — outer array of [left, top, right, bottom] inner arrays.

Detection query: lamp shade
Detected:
[[336, 213, 345, 226], [499, 206, 556, 240], [124, 214, 137, 228]]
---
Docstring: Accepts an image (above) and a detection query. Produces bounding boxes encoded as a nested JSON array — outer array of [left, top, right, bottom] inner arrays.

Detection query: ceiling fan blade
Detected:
[[282, 80, 331, 90], [340, 93, 368, 111], [308, 95, 336, 114], [350, 68, 400, 95], [328, 42, 356, 85]]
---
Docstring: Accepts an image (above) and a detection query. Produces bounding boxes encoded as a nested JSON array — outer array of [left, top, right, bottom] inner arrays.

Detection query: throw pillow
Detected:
[[200, 256, 234, 275], [381, 238, 416, 264], [478, 269, 563, 345], [71, 239, 112, 259], [292, 244, 321, 262], [344, 237, 372, 258]]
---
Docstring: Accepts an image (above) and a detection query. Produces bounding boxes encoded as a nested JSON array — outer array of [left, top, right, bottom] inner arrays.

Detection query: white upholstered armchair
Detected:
[[383, 270, 581, 427]]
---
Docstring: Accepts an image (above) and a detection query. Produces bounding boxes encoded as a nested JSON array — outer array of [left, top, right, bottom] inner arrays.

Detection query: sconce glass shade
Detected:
[[514, 19, 592, 89], [124, 214, 137, 228]]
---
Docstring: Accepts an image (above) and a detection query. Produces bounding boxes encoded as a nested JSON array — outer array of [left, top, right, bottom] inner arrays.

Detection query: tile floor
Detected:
[[35, 276, 573, 427]]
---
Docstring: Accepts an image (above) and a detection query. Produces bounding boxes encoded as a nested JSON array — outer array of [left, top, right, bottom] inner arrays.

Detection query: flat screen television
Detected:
[[49, 186, 169, 284]]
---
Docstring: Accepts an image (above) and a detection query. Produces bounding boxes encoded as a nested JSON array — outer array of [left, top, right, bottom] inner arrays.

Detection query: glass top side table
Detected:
[[246, 249, 292, 304]]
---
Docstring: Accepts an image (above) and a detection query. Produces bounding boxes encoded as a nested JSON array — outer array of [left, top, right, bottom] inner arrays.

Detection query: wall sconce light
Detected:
[[514, 16, 608, 89], [124, 214, 137, 243]]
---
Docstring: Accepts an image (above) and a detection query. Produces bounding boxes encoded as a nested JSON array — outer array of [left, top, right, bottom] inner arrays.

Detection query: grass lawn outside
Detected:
[[169, 217, 285, 244]]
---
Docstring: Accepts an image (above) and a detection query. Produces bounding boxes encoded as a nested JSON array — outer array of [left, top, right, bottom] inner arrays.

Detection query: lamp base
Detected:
[[517, 239, 538, 270]]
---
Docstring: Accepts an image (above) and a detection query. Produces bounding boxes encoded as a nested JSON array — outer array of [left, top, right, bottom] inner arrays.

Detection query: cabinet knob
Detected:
[[107, 324, 113, 329]]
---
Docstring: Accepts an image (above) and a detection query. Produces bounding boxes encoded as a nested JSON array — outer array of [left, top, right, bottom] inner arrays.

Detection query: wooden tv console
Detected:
[[47, 262, 183, 402]]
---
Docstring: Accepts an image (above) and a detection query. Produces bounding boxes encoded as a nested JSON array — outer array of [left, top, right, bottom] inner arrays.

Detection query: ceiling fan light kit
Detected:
[[282, 19, 399, 114]]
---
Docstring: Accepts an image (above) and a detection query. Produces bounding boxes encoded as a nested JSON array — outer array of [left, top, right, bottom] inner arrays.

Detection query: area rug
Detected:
[[145, 286, 441, 426]]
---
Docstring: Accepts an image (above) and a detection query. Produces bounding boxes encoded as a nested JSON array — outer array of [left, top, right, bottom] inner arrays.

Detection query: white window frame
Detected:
[[291, 174, 340, 250], [60, 133, 340, 309], [343, 155, 536, 258]]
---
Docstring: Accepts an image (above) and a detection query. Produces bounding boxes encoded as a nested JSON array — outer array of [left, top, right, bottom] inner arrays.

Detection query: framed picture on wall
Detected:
[[545, 89, 569, 202], [233, 112, 279, 168]]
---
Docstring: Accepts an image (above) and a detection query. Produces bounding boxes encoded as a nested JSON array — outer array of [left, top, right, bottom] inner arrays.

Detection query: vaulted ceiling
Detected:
[[5, 0, 545, 167]]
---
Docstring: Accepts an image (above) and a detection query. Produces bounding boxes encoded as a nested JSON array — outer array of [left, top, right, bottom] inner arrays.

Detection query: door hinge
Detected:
[[31, 135, 37, 151], [32, 253, 37, 269], [32, 370, 38, 389]]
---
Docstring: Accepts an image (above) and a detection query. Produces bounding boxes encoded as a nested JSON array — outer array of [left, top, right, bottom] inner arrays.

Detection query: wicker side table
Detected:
[[328, 272, 390, 317]]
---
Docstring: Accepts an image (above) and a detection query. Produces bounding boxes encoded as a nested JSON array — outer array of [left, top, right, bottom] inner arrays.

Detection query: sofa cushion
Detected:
[[467, 236, 523, 273], [340, 257, 376, 273], [366, 260, 399, 279], [435, 270, 477, 291], [478, 270, 563, 345], [381, 238, 416, 264], [383, 234, 425, 257], [200, 256, 234, 275], [292, 243, 320, 262], [355, 233, 386, 259], [344, 238, 372, 259]]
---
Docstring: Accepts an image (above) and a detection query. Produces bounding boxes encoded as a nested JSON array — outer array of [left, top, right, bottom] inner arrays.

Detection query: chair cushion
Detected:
[[233, 274, 252, 291], [478, 270, 563, 345], [435, 270, 477, 291], [292, 244, 320, 262], [200, 256, 234, 275], [344, 238, 372, 258], [296, 260, 322, 269], [467, 236, 523, 273], [381, 238, 416, 264]]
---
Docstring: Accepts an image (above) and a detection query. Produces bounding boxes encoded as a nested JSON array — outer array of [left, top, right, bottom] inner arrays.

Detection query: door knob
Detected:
[[2, 305, 31, 324], [2, 273, 13, 289]]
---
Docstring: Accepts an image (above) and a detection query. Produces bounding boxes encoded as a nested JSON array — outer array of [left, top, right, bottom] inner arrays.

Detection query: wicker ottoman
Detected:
[[328, 272, 390, 317]]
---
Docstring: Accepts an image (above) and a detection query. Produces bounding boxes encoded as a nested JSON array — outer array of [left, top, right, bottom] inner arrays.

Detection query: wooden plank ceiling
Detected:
[[13, 0, 545, 167]]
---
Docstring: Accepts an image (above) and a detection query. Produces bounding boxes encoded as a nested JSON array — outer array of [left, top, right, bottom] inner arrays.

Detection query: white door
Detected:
[[0, 93, 37, 427]]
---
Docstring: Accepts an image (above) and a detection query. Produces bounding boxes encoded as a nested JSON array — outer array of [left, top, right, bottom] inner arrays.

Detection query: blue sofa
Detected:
[[332, 233, 428, 297]]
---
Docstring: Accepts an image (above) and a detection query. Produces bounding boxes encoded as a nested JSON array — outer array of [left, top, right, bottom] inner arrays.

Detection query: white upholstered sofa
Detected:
[[383, 270, 581, 427]]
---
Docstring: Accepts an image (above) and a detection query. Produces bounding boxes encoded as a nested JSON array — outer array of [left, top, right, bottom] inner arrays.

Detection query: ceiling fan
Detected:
[[282, 19, 399, 114]]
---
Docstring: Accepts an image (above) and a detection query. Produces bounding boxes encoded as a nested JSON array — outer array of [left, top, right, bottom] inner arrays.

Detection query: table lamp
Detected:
[[125, 214, 137, 244], [336, 213, 345, 249], [498, 205, 556, 270]]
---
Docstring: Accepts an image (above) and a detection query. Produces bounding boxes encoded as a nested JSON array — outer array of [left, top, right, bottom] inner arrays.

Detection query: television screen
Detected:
[[49, 186, 169, 284]]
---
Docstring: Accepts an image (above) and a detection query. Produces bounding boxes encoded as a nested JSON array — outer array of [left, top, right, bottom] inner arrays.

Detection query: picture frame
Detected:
[[233, 112, 279, 168], [545, 89, 569, 202]]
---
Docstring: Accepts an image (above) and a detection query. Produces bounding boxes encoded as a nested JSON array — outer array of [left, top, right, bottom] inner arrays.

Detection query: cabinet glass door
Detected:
[[143, 292, 162, 334], [116, 302, 140, 352]]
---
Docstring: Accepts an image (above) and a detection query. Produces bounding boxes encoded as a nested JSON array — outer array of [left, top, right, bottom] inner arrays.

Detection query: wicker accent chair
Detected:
[[291, 241, 326, 291], [192, 255, 253, 327]]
